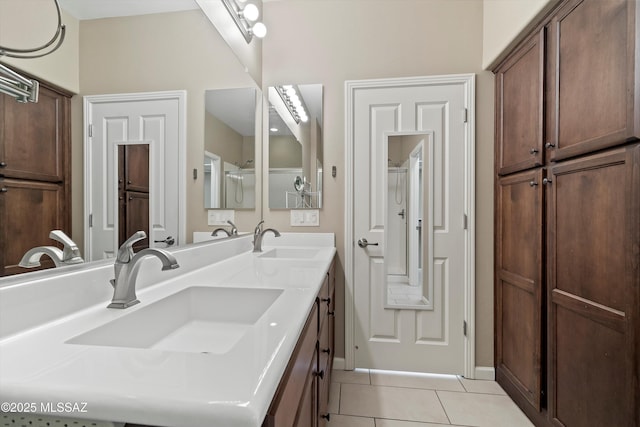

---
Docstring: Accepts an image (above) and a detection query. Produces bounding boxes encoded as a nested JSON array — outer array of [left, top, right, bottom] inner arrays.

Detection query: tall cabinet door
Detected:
[[0, 85, 69, 182], [547, 144, 640, 427], [547, 0, 638, 162], [496, 169, 545, 411], [495, 29, 545, 175]]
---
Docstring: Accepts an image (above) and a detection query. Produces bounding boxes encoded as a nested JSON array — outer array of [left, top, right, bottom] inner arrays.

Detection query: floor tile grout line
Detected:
[[435, 389, 454, 425], [373, 416, 456, 426]]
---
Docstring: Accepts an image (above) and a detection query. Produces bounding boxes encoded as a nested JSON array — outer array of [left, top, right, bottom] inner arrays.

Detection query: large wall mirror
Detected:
[[204, 87, 258, 210], [268, 84, 323, 209], [385, 133, 433, 310]]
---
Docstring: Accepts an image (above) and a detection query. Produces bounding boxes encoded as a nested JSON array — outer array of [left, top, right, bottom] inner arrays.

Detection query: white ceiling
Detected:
[[58, 0, 199, 20]]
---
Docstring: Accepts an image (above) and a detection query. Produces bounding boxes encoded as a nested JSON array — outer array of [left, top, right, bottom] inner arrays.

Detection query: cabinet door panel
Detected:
[[0, 86, 68, 182], [549, 0, 636, 161], [125, 144, 150, 192], [496, 30, 545, 175], [125, 191, 149, 252], [496, 169, 544, 410], [547, 144, 639, 426], [0, 179, 66, 276]]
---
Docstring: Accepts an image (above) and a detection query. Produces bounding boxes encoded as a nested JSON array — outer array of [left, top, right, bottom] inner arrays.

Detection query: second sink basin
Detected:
[[259, 248, 320, 259], [67, 286, 283, 354]]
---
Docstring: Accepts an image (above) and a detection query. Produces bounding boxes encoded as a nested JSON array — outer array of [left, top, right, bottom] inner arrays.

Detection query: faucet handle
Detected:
[[227, 220, 238, 235], [49, 230, 83, 263], [117, 231, 147, 263], [254, 220, 265, 235]]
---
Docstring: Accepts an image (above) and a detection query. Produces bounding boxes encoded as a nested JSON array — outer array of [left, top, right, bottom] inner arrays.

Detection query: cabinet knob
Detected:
[[0, 161, 6, 167], [545, 142, 556, 149], [0, 187, 7, 193], [127, 180, 132, 184], [543, 178, 552, 185], [321, 413, 331, 421], [315, 370, 325, 380], [529, 181, 538, 187], [321, 297, 331, 304], [529, 148, 539, 154], [328, 311, 335, 316], [321, 348, 331, 355]]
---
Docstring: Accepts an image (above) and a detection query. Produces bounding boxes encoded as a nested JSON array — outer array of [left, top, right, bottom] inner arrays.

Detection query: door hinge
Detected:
[[463, 320, 468, 337], [462, 108, 468, 123], [89, 213, 93, 228], [463, 213, 468, 230], [88, 124, 93, 137]]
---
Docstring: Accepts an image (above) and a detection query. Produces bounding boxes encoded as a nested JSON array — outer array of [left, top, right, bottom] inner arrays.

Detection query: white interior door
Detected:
[[347, 75, 475, 375], [84, 91, 185, 260]]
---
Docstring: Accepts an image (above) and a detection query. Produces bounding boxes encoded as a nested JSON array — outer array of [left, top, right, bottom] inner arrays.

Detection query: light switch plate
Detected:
[[291, 209, 320, 227], [208, 209, 235, 226]]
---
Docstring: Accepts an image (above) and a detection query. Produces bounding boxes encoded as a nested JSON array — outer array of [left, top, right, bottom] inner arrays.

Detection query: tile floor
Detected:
[[328, 369, 534, 427]]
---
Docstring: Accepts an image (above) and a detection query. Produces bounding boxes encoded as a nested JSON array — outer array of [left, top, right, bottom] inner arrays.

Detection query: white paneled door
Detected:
[[346, 75, 475, 375], [84, 91, 185, 261]]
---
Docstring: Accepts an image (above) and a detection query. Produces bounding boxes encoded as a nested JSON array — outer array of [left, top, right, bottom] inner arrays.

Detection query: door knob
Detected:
[[154, 236, 175, 246], [358, 238, 378, 248]]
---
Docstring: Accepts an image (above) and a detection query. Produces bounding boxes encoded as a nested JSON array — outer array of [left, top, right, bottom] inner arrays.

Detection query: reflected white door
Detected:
[[84, 91, 185, 260], [347, 75, 474, 374]]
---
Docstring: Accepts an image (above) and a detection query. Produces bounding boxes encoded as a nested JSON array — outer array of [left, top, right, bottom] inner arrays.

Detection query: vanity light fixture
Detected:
[[275, 85, 308, 124], [221, 0, 267, 43]]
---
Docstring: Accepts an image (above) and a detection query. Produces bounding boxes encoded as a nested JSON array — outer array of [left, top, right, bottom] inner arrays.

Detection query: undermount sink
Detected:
[[259, 248, 320, 259], [67, 286, 283, 354]]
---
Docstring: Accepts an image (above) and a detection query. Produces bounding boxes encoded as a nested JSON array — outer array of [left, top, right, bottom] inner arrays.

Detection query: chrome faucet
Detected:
[[253, 220, 281, 253], [212, 220, 238, 237], [108, 231, 180, 309], [19, 230, 84, 268]]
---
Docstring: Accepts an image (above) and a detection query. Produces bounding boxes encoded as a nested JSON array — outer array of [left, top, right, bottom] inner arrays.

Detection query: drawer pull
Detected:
[[321, 348, 331, 355], [314, 370, 325, 380], [321, 413, 331, 421]]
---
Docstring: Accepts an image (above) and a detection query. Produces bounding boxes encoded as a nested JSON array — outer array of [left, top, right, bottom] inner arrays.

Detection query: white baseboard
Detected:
[[474, 366, 495, 380], [332, 357, 346, 370]]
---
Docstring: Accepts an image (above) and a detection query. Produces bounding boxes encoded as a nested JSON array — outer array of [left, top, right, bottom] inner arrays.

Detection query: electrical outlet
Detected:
[[208, 209, 235, 226]]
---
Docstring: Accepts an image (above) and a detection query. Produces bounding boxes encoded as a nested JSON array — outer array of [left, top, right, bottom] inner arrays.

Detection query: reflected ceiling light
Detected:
[[221, 0, 267, 44], [270, 127, 279, 132], [275, 85, 308, 124]]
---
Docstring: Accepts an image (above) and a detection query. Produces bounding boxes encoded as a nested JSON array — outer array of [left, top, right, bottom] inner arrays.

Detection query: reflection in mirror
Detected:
[[204, 87, 257, 209], [268, 84, 323, 209], [385, 133, 433, 309]]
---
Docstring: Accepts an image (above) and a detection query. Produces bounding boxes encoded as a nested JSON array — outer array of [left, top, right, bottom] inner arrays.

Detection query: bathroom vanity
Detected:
[[0, 233, 336, 427]]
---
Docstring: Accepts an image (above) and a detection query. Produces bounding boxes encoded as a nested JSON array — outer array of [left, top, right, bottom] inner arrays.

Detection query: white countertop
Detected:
[[0, 233, 336, 427]]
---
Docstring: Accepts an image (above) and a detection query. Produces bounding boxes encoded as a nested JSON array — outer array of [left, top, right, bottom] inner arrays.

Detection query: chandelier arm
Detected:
[[0, 0, 65, 56]]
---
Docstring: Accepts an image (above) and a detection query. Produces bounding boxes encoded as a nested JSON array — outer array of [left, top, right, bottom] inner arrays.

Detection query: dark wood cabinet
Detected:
[[495, 29, 545, 175], [118, 145, 150, 250], [264, 259, 336, 427], [495, 169, 544, 411], [0, 77, 72, 277], [493, 1, 640, 426], [547, 145, 639, 427], [547, 0, 639, 162]]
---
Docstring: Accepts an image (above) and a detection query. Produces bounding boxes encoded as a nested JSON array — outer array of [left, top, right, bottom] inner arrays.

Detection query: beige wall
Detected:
[[269, 136, 302, 168], [76, 10, 262, 246], [482, 0, 555, 69], [206, 112, 244, 166], [262, 0, 495, 367], [0, 1, 79, 93]]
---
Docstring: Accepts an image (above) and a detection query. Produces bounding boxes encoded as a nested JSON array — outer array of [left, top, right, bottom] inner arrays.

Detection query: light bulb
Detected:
[[286, 87, 296, 97], [242, 3, 259, 21], [290, 94, 300, 105], [252, 22, 267, 38]]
